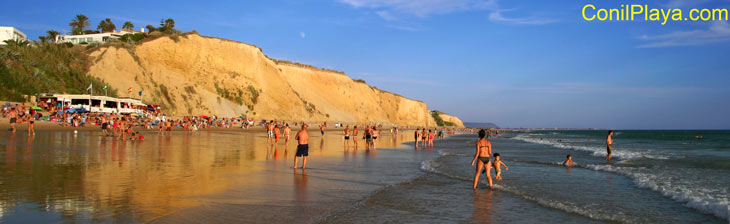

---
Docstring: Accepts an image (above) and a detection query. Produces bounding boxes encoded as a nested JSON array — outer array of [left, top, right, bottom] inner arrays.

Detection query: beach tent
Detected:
[[65, 108, 89, 113]]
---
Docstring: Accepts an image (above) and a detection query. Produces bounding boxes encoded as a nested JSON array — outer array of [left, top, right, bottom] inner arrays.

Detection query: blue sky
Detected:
[[2, 0, 729, 129]]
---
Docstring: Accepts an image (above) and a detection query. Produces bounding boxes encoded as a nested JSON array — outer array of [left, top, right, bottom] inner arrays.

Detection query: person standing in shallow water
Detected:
[[471, 129, 493, 190], [343, 125, 350, 149], [293, 124, 310, 169], [606, 130, 613, 161]]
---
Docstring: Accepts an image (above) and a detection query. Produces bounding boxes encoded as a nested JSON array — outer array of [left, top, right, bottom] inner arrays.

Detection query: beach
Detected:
[[0, 122, 436, 223], [0, 123, 727, 223]]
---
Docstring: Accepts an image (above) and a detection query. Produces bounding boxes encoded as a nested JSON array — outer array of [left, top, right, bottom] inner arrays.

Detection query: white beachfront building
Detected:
[[55, 28, 144, 44], [38, 93, 148, 114], [0, 26, 27, 44]]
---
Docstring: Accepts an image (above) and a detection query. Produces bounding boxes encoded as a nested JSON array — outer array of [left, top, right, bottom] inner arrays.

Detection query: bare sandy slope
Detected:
[[87, 34, 463, 127]]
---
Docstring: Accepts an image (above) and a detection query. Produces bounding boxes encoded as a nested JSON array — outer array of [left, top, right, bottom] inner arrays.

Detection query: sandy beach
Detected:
[[0, 122, 436, 223]]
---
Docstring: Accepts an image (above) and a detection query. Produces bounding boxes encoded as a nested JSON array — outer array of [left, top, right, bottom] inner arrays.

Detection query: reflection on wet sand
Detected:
[[472, 190, 494, 223], [0, 129, 416, 222]]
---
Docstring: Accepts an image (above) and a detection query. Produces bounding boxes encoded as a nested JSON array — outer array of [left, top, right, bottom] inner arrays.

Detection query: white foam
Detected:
[[494, 184, 643, 223], [587, 164, 729, 221], [420, 159, 661, 222], [512, 134, 668, 160]]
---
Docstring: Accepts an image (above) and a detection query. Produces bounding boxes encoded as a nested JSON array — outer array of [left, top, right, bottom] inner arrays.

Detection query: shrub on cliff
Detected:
[[119, 33, 146, 43], [0, 40, 117, 101], [431, 111, 445, 126], [431, 110, 456, 127]]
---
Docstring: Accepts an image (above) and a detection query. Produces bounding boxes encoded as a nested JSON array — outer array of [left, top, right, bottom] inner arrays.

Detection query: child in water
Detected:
[[492, 153, 508, 180], [562, 154, 577, 166]]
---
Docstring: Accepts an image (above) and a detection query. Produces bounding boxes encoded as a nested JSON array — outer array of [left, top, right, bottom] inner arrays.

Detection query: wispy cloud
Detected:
[[299, 32, 306, 39], [488, 11, 558, 25], [375, 11, 399, 21], [488, 82, 711, 96], [339, 0, 557, 29], [386, 24, 425, 31], [637, 21, 730, 48], [340, 0, 497, 17]]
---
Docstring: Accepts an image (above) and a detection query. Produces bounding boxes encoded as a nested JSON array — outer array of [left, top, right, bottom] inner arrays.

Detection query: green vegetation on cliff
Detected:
[[0, 40, 117, 102], [431, 110, 456, 127]]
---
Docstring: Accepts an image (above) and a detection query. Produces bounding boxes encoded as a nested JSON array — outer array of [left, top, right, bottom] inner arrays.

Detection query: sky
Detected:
[[2, 0, 729, 129]]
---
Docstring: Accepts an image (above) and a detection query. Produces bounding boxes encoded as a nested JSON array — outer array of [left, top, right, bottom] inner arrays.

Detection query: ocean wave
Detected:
[[586, 164, 729, 221], [494, 184, 647, 223], [420, 159, 643, 223], [512, 134, 668, 160]]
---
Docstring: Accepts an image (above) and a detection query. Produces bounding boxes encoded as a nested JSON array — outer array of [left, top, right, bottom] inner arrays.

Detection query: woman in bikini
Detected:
[[471, 129, 493, 190]]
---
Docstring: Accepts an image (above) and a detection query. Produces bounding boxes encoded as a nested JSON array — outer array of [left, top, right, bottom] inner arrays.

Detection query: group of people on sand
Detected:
[[266, 121, 293, 145], [341, 125, 382, 149], [99, 114, 145, 141], [3, 105, 35, 135], [414, 128, 436, 148]]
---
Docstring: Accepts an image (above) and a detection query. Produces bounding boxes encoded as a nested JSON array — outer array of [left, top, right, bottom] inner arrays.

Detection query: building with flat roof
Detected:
[[55, 28, 144, 44], [0, 26, 27, 44], [38, 93, 150, 114]]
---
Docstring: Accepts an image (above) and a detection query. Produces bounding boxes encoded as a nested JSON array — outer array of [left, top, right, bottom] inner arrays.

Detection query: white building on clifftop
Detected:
[[0, 26, 27, 44], [55, 28, 144, 44]]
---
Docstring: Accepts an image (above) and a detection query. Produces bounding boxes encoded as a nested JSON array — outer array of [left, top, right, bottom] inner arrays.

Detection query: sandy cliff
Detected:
[[87, 34, 462, 127]]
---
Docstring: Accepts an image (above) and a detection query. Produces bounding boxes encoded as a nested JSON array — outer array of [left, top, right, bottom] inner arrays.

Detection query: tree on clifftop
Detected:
[[69, 14, 90, 35], [46, 30, 59, 42], [122, 21, 134, 30], [97, 18, 116, 33], [145, 25, 156, 32], [157, 18, 175, 32]]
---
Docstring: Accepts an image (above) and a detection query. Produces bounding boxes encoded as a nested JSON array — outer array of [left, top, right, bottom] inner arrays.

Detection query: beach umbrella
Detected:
[[31, 106, 43, 111]]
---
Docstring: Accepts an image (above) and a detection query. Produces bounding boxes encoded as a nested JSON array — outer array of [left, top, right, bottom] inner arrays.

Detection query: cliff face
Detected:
[[87, 34, 462, 127]]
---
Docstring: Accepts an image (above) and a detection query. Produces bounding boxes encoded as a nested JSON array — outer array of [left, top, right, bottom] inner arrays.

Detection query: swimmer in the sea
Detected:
[[562, 154, 577, 166]]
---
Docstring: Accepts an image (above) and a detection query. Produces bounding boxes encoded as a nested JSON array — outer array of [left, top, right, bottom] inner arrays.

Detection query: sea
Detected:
[[324, 130, 729, 223], [0, 129, 727, 223]]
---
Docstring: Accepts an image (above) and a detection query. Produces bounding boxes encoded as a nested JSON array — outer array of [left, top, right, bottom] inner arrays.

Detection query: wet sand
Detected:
[[0, 124, 435, 223]]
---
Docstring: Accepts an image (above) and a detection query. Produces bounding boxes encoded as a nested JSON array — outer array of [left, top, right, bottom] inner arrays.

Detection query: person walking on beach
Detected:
[[274, 125, 281, 143], [428, 130, 434, 147], [421, 129, 427, 148], [293, 124, 310, 169], [492, 153, 508, 180], [343, 125, 350, 149], [606, 131, 613, 161], [471, 129, 493, 189], [284, 124, 292, 145], [372, 127, 379, 149], [266, 121, 274, 143], [26, 113, 35, 136], [352, 126, 359, 147], [320, 123, 325, 136], [414, 128, 420, 147], [8, 107, 17, 133]]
